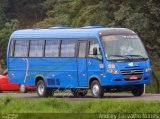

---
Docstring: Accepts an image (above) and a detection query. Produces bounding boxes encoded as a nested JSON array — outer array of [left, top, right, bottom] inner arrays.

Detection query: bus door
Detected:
[[77, 41, 88, 87]]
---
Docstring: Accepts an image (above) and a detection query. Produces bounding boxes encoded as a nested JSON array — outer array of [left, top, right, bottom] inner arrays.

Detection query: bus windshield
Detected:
[[101, 35, 148, 61]]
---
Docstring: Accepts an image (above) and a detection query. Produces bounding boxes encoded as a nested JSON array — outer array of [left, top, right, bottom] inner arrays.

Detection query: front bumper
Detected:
[[100, 72, 151, 86]]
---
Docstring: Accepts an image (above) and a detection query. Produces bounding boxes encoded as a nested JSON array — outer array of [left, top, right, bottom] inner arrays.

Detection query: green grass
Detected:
[[0, 97, 160, 113], [145, 71, 160, 93], [146, 78, 158, 93], [0, 97, 160, 119]]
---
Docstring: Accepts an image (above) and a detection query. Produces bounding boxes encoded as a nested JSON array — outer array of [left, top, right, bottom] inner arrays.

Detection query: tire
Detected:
[[37, 80, 53, 97], [91, 80, 104, 98], [71, 89, 88, 97], [20, 84, 27, 93], [132, 84, 144, 96]]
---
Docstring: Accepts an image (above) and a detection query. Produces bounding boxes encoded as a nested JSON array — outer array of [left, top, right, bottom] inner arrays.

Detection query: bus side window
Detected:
[[14, 40, 29, 57], [45, 40, 60, 57], [78, 41, 87, 58], [88, 40, 102, 60], [9, 40, 15, 57], [61, 40, 76, 57], [29, 40, 45, 57]]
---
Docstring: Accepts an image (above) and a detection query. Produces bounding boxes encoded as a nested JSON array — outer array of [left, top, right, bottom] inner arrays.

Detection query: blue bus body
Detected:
[[7, 26, 152, 97]]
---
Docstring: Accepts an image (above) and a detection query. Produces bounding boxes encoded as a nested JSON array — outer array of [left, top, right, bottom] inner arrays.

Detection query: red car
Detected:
[[0, 69, 36, 93]]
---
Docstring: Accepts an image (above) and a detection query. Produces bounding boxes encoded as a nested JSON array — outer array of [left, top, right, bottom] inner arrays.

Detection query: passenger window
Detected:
[[89, 40, 102, 59], [45, 40, 60, 57], [29, 40, 45, 57], [9, 40, 15, 57], [14, 40, 29, 57], [78, 42, 87, 58], [61, 40, 76, 57]]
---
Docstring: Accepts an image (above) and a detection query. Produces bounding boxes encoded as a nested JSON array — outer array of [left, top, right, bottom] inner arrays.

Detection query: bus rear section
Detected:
[[7, 27, 152, 98]]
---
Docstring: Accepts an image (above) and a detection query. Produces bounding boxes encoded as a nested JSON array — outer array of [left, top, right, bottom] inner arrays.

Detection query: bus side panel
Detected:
[[25, 58, 78, 88], [8, 58, 28, 84], [87, 58, 105, 83]]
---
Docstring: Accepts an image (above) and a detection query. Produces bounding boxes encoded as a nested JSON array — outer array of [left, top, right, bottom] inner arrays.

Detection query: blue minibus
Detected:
[[7, 26, 152, 98]]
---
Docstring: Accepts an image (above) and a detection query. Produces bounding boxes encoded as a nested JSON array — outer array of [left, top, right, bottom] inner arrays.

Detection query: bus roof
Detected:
[[10, 27, 136, 39]]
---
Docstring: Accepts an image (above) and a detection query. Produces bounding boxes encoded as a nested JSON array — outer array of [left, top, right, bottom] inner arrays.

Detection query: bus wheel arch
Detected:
[[35, 76, 45, 87], [89, 77, 101, 89]]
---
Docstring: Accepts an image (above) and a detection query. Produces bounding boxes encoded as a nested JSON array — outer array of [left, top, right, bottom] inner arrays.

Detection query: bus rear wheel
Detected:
[[132, 84, 144, 96], [71, 89, 88, 97], [37, 80, 53, 97], [91, 80, 104, 98]]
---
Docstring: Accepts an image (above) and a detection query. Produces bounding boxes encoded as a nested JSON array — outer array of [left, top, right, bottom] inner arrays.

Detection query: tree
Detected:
[[35, 0, 160, 52], [0, 19, 19, 68], [0, 0, 10, 29]]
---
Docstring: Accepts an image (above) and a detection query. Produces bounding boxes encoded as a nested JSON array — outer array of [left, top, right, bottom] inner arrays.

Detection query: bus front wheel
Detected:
[[37, 80, 53, 97], [132, 84, 144, 96], [91, 80, 104, 98]]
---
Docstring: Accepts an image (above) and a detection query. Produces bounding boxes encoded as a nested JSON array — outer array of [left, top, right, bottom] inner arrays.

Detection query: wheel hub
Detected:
[[38, 83, 44, 95], [93, 84, 99, 96]]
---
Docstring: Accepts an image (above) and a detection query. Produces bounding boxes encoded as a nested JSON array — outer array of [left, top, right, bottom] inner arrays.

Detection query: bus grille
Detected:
[[121, 69, 143, 81]]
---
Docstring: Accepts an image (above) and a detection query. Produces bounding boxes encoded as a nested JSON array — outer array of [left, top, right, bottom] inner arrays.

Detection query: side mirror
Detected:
[[93, 47, 98, 55]]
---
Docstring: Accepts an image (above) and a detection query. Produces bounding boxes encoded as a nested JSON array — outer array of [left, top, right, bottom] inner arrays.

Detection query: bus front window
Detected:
[[101, 35, 148, 61]]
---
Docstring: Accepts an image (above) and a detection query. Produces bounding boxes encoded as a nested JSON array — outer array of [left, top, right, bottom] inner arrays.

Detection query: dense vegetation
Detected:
[[0, 0, 160, 91]]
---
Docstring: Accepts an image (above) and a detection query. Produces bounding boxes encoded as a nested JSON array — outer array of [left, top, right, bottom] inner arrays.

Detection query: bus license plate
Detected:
[[129, 76, 138, 80]]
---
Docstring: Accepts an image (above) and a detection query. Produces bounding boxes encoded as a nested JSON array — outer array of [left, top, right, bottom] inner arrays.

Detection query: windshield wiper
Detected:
[[108, 55, 131, 61], [125, 55, 146, 60]]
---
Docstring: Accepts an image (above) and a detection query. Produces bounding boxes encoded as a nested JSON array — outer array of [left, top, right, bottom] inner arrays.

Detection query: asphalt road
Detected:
[[0, 92, 160, 101]]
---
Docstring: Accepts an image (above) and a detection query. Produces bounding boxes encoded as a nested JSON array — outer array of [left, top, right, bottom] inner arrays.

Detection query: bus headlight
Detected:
[[107, 69, 119, 74], [146, 67, 152, 72]]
